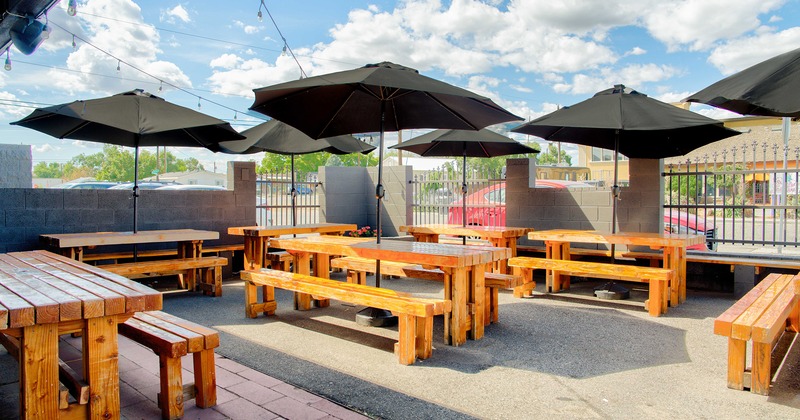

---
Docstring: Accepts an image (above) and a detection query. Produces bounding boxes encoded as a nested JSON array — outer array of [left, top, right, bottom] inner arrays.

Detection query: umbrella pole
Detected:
[[133, 142, 140, 261], [595, 131, 629, 299], [291, 154, 297, 233], [356, 101, 396, 328], [462, 146, 467, 245]]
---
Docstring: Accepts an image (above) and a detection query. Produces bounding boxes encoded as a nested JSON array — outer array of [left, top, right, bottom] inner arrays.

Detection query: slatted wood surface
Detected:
[[0, 250, 162, 419], [713, 272, 800, 395], [400, 224, 532, 239], [227, 223, 356, 237], [40, 229, 219, 248], [527, 229, 705, 248]]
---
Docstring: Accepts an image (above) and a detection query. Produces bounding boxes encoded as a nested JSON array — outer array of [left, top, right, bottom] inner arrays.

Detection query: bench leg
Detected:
[[158, 353, 184, 420], [415, 315, 434, 360], [396, 314, 416, 365], [244, 282, 277, 318], [645, 278, 665, 317], [751, 341, 771, 395], [512, 267, 534, 298], [727, 337, 746, 390], [192, 349, 217, 408]]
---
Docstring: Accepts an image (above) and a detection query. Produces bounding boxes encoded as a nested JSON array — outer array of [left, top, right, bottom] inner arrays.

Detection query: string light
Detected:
[[197, 98, 201, 109], [281, 44, 287, 56], [71, 34, 76, 50], [257, 0, 264, 22], [233, 111, 238, 121], [4, 50, 11, 71], [116, 60, 121, 72], [67, 0, 77, 17]]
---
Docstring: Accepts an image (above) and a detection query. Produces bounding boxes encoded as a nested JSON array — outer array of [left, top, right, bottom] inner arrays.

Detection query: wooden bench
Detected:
[[507, 256, 673, 317], [0, 334, 90, 411], [240, 268, 451, 365], [624, 250, 800, 273], [518, 245, 630, 260], [713, 272, 800, 395], [119, 310, 219, 419], [98, 257, 227, 296], [330, 256, 534, 325], [82, 243, 244, 262]]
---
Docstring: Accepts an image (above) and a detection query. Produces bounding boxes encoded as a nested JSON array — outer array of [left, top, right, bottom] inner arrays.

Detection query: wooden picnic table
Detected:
[[527, 229, 705, 305], [399, 224, 532, 273], [39, 229, 219, 261], [267, 236, 510, 346], [0, 250, 162, 419], [227, 223, 356, 270]]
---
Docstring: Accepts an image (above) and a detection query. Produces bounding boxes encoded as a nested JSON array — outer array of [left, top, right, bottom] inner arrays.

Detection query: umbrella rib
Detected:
[[61, 120, 93, 139], [421, 91, 481, 130], [318, 90, 358, 138]]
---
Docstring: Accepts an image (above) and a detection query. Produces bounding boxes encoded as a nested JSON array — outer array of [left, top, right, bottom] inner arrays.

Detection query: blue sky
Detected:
[[1, 0, 798, 173]]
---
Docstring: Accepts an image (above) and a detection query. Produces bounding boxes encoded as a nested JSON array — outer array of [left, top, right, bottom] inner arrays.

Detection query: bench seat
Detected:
[[330, 256, 533, 325], [624, 250, 800, 273], [508, 257, 673, 317], [119, 310, 219, 419], [240, 268, 451, 365], [98, 257, 227, 296], [713, 272, 800, 395], [82, 243, 244, 263]]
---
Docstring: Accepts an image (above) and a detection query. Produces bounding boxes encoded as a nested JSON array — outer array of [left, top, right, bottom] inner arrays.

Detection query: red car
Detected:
[[448, 182, 716, 251]]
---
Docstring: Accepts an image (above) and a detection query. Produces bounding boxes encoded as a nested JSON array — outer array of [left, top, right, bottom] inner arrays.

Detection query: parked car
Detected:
[[287, 185, 314, 195], [53, 181, 119, 189], [155, 184, 227, 191], [448, 182, 717, 251], [108, 182, 178, 190]]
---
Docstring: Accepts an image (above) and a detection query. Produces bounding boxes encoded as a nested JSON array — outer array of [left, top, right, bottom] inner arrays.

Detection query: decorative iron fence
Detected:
[[410, 166, 505, 227], [256, 171, 321, 226], [664, 139, 800, 250]]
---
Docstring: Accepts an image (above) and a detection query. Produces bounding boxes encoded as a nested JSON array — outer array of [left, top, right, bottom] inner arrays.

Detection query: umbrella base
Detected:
[[593, 282, 630, 300], [355, 307, 398, 327]]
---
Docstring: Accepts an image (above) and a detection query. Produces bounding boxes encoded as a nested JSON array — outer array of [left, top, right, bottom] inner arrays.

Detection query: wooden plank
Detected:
[[714, 273, 786, 336], [730, 274, 793, 340], [0, 281, 35, 329], [400, 224, 532, 239], [751, 285, 799, 344], [241, 269, 449, 317], [228, 222, 356, 237], [528, 229, 705, 248], [83, 249, 178, 262], [40, 229, 219, 248], [84, 315, 121, 419], [1, 253, 104, 320], [0, 267, 61, 325], [38, 251, 162, 313], [0, 255, 83, 322], [20, 323, 60, 418], [132, 311, 206, 353], [119, 317, 187, 358], [507, 257, 673, 281], [98, 257, 227, 276], [139, 311, 219, 348]]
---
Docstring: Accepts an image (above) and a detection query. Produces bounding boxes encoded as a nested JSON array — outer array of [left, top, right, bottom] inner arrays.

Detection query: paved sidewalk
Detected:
[[0, 333, 370, 420]]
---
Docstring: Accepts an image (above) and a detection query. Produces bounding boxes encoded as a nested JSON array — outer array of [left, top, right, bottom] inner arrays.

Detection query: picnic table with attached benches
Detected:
[[713, 272, 799, 395], [262, 236, 509, 346]]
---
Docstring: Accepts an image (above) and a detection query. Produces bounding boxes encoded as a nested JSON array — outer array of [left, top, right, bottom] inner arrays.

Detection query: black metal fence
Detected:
[[664, 139, 800, 250], [410, 166, 505, 227], [256, 171, 321, 226]]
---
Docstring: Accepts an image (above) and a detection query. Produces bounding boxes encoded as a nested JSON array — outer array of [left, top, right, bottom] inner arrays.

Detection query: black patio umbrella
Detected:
[[512, 84, 740, 298], [218, 119, 375, 227], [390, 128, 537, 243], [250, 61, 521, 325], [11, 89, 244, 234], [684, 46, 800, 117]]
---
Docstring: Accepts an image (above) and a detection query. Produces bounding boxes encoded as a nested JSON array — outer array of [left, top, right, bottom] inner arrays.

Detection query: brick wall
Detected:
[[0, 144, 32, 188]]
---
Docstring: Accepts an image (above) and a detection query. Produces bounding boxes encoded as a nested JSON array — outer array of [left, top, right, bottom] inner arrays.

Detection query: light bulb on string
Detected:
[[197, 98, 201, 110], [71, 35, 76, 51], [158, 81, 163, 92], [257, 9, 263, 22], [41, 14, 50, 39], [116, 60, 120, 73], [4, 50, 11, 71], [281, 45, 287, 56], [233, 111, 238, 121], [67, 0, 77, 16]]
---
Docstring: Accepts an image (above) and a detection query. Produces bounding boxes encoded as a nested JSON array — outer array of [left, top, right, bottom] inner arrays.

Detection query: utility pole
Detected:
[[397, 130, 403, 166]]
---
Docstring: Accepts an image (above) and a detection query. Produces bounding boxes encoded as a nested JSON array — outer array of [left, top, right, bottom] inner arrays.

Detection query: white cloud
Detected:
[[626, 47, 647, 56], [643, 0, 785, 51], [233, 20, 261, 35], [161, 4, 191, 24], [33, 143, 58, 154], [706, 27, 800, 74]]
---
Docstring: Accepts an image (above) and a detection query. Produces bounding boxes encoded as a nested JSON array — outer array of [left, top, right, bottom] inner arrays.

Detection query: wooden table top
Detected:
[[527, 229, 705, 247], [270, 236, 510, 268], [0, 250, 162, 330], [227, 223, 357, 237], [400, 224, 533, 239], [39, 229, 219, 248]]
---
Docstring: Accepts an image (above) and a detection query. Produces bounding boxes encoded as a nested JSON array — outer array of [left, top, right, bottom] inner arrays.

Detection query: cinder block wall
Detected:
[[0, 161, 256, 253], [0, 144, 32, 188], [319, 165, 412, 237], [507, 158, 661, 250]]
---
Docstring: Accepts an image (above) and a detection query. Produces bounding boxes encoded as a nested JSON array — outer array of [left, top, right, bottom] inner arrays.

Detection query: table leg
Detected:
[[293, 252, 314, 310], [313, 251, 331, 308], [20, 323, 59, 419], [491, 238, 509, 273], [243, 236, 266, 270], [469, 263, 485, 341], [546, 241, 570, 292], [84, 315, 121, 419], [450, 266, 469, 346], [663, 246, 686, 305]]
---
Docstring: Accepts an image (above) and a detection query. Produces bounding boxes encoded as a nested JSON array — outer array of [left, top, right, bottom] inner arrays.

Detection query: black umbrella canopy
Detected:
[[391, 128, 537, 236], [11, 89, 244, 235], [390, 128, 537, 157], [250, 61, 522, 139], [11, 89, 244, 150], [218, 119, 375, 155], [512, 85, 740, 159], [684, 47, 800, 117]]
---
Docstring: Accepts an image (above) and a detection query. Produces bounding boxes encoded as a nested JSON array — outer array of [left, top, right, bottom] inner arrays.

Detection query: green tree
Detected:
[[33, 162, 63, 178], [536, 142, 572, 166], [63, 145, 205, 181]]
